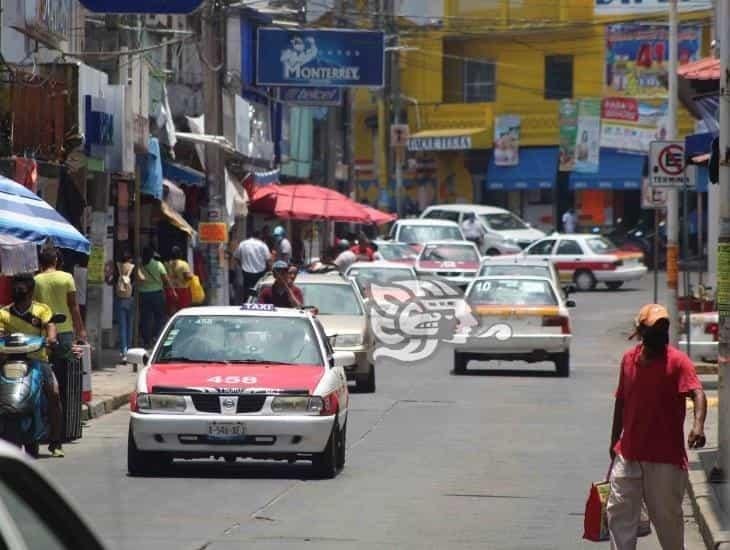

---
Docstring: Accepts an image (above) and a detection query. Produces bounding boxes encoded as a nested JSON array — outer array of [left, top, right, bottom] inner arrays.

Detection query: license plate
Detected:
[[207, 422, 246, 439]]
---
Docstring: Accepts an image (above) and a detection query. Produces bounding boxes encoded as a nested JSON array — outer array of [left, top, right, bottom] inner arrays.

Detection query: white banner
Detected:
[[595, 0, 712, 15]]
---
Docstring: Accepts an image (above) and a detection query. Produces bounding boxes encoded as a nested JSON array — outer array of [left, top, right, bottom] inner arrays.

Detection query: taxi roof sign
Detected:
[[242, 303, 275, 312]]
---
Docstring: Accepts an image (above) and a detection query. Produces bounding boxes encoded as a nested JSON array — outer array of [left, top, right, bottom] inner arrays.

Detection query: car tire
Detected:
[[312, 420, 339, 479], [554, 352, 570, 377], [336, 420, 347, 470], [606, 281, 624, 290], [127, 426, 171, 476], [356, 364, 376, 393], [454, 352, 468, 374], [486, 248, 501, 256], [574, 270, 597, 291]]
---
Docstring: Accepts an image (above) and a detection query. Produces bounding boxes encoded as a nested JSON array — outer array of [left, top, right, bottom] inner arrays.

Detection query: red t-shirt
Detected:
[[351, 246, 374, 262], [258, 285, 303, 308], [614, 344, 701, 469]]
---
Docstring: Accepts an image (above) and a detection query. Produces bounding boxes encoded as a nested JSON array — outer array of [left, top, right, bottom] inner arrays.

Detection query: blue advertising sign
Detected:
[[77, 0, 203, 13], [278, 87, 342, 106], [257, 28, 385, 88]]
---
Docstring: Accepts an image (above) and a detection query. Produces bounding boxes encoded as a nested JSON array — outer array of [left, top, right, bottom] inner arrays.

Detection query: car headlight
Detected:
[[335, 334, 364, 347], [271, 396, 324, 414], [136, 393, 186, 412]]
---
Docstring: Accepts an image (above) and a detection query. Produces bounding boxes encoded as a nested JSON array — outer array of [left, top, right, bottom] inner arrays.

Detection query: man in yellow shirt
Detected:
[[0, 273, 64, 457]]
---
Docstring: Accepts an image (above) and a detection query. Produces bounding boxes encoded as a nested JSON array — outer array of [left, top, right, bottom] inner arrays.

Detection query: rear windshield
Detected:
[[467, 279, 557, 306], [421, 245, 479, 263], [398, 225, 463, 243], [479, 265, 551, 278]]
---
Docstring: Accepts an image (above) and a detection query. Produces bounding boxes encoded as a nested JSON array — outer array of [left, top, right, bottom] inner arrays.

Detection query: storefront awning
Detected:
[[162, 161, 205, 187], [408, 128, 488, 152], [160, 201, 196, 237], [569, 150, 645, 190], [485, 147, 558, 191]]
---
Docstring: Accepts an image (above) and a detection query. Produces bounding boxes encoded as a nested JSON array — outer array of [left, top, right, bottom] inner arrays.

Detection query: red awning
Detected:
[[678, 57, 720, 81], [249, 184, 397, 225], [361, 204, 397, 225]]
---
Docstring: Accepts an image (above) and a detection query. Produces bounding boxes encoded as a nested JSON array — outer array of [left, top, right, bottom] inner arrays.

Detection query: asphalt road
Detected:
[[38, 275, 706, 550]]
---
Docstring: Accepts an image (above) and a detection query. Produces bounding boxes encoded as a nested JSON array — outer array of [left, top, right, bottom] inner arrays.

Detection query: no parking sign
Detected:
[[649, 141, 689, 188]]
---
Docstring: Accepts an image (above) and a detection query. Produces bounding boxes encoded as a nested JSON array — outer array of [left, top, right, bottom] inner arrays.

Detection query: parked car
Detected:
[[388, 219, 465, 251], [520, 234, 647, 291], [421, 204, 545, 254], [479, 256, 574, 297], [371, 240, 418, 265], [679, 311, 718, 363], [415, 240, 481, 290], [345, 261, 418, 300]]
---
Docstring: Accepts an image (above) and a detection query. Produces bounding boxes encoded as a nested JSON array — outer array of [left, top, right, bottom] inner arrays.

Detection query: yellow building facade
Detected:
[[353, 0, 709, 230]]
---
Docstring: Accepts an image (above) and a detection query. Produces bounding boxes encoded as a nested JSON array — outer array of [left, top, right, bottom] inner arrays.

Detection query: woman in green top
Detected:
[[139, 245, 176, 348]]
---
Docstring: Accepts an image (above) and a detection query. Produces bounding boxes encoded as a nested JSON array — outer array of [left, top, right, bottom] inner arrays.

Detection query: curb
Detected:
[[697, 363, 719, 376], [687, 449, 730, 549], [81, 392, 133, 422]]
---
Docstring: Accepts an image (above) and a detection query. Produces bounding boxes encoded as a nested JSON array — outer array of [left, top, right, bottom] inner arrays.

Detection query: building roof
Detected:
[[678, 57, 720, 81]]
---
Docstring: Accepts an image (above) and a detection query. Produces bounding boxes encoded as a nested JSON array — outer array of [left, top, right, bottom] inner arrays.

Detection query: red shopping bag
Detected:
[[164, 287, 179, 315]]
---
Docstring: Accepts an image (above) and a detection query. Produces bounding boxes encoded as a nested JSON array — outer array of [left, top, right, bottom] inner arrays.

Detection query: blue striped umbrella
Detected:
[[0, 176, 90, 255]]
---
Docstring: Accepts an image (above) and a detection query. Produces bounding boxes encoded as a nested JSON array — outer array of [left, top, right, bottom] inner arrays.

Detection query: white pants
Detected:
[[607, 454, 688, 550]]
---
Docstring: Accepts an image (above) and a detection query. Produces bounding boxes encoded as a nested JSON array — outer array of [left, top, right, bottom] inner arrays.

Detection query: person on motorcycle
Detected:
[[0, 273, 64, 457]]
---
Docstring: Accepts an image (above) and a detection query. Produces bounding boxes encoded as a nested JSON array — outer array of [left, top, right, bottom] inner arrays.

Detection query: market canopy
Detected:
[[0, 176, 90, 255], [249, 183, 397, 224], [485, 147, 558, 191]]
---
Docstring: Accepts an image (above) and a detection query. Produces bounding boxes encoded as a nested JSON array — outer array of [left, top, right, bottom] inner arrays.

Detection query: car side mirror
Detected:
[[566, 300, 576, 308], [332, 351, 355, 368], [127, 348, 149, 368]]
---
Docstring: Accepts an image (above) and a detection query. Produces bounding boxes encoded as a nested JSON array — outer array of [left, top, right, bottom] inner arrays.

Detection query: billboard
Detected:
[[600, 99, 668, 153], [493, 115, 520, 167], [605, 23, 702, 97], [574, 99, 601, 174], [257, 28, 385, 88], [278, 87, 342, 106], [595, 0, 712, 15], [559, 100, 578, 172], [78, 0, 204, 12]]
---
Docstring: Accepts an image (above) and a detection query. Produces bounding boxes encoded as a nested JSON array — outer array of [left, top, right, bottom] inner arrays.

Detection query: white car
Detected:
[[679, 311, 718, 362], [421, 204, 545, 254], [388, 219, 465, 250], [520, 234, 647, 291], [455, 276, 574, 376], [479, 256, 574, 297], [127, 305, 353, 478], [415, 240, 481, 289], [345, 261, 417, 300]]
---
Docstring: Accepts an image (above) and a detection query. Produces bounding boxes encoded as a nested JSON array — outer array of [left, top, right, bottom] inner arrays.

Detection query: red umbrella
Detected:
[[250, 184, 396, 225], [361, 204, 397, 225]]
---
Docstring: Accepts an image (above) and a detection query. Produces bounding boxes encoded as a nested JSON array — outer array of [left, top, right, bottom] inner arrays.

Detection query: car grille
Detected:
[[191, 394, 220, 413], [236, 395, 266, 413]]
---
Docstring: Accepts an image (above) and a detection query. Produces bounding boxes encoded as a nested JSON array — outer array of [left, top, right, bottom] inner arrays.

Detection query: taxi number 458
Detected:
[[207, 376, 257, 384]]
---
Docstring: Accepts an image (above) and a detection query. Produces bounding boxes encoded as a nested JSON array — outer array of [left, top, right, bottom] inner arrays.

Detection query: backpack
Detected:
[[116, 262, 134, 298]]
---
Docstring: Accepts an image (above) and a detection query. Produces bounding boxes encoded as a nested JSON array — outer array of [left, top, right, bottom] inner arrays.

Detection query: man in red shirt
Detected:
[[608, 304, 706, 549], [258, 261, 303, 309], [351, 234, 375, 262]]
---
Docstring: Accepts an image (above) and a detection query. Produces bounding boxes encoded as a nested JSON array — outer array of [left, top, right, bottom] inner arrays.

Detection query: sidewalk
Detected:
[[81, 348, 137, 421]]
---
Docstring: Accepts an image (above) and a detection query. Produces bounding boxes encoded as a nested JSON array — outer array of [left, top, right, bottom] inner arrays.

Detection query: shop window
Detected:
[[545, 55, 573, 100]]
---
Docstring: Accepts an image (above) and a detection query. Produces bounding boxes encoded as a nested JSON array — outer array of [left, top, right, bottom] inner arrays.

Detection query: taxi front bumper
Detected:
[[130, 412, 334, 455]]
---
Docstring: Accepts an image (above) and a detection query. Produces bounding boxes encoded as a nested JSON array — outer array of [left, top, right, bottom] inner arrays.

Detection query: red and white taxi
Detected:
[[415, 240, 481, 289], [680, 311, 718, 363], [520, 234, 647, 291], [126, 304, 354, 478]]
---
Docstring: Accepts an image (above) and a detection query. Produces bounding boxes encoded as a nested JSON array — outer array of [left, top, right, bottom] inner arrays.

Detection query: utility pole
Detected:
[[383, 0, 402, 217], [201, 0, 229, 305], [666, 0, 680, 345], [713, 0, 730, 483]]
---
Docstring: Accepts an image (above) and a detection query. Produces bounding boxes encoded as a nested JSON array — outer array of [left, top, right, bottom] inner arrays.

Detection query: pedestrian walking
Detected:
[[334, 239, 357, 273], [272, 226, 292, 263], [105, 250, 135, 363], [562, 208, 577, 234], [461, 212, 486, 249], [166, 245, 193, 312], [234, 230, 271, 303], [138, 246, 176, 349], [607, 303, 707, 550]]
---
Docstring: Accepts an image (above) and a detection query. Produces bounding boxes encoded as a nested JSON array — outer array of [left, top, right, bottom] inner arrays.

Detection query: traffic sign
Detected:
[[649, 140, 689, 188], [391, 124, 409, 148], [641, 179, 668, 209]]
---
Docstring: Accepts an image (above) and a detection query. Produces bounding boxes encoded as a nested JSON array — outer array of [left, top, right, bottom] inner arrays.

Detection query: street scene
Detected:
[[0, 0, 727, 549]]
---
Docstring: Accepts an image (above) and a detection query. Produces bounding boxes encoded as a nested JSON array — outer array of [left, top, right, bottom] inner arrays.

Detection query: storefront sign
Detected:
[[494, 115, 520, 167], [199, 222, 229, 244], [559, 100, 578, 172], [574, 99, 601, 174], [601, 98, 638, 122], [257, 28, 385, 88], [596, 0, 711, 15], [600, 101, 668, 153], [605, 23, 702, 98], [278, 87, 342, 106], [408, 135, 472, 152], [77, 0, 203, 12]]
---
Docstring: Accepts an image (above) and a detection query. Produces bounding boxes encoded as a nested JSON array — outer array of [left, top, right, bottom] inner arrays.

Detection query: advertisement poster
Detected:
[[494, 115, 520, 167], [600, 100, 668, 152], [257, 29, 385, 88], [574, 99, 601, 174], [595, 0, 712, 16], [605, 23, 702, 98], [87, 246, 105, 285], [559, 100, 578, 172]]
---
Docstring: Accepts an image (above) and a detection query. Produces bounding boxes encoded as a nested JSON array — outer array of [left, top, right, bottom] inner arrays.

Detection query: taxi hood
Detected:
[[146, 363, 325, 394]]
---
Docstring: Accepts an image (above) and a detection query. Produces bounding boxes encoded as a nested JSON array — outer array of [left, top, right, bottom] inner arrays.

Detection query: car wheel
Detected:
[[554, 352, 570, 378], [454, 352, 468, 374], [336, 420, 346, 470], [574, 270, 596, 291], [606, 281, 624, 290], [356, 364, 376, 393], [312, 420, 339, 479], [127, 426, 171, 476], [486, 248, 501, 256]]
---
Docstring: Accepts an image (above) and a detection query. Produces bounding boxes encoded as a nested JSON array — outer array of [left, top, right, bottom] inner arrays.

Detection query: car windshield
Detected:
[[482, 213, 528, 230], [421, 245, 479, 262], [587, 237, 618, 254], [348, 268, 415, 295], [467, 279, 557, 306], [398, 225, 462, 243], [155, 316, 323, 365], [479, 264, 552, 279], [297, 283, 364, 316], [377, 243, 417, 260]]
